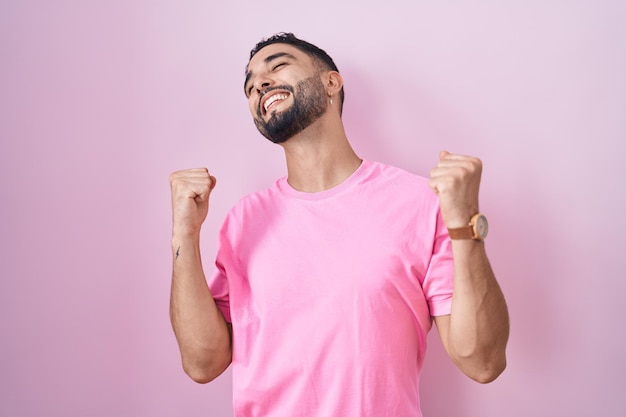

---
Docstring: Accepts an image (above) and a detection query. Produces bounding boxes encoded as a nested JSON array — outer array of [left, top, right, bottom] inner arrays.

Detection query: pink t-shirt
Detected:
[[209, 160, 454, 417]]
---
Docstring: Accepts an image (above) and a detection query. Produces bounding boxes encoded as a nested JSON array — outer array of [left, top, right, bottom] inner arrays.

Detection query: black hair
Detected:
[[248, 32, 345, 112]]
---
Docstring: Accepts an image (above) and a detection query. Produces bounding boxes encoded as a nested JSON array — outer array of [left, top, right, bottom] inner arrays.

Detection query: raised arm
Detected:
[[429, 151, 510, 383], [169, 168, 232, 383]]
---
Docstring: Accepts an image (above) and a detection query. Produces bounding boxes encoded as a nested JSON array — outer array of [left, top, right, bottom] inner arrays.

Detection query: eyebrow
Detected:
[[244, 52, 297, 94]]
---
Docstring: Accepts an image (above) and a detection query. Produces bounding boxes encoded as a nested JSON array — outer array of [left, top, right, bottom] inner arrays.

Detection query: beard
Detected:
[[254, 75, 328, 144]]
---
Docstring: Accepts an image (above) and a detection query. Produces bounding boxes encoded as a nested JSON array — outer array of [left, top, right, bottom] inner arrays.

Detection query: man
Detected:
[[169, 33, 509, 416]]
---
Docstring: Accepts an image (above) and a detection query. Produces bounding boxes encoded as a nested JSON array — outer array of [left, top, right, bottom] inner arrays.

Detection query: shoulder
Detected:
[[365, 160, 433, 195], [216, 181, 283, 242], [224, 180, 284, 220]]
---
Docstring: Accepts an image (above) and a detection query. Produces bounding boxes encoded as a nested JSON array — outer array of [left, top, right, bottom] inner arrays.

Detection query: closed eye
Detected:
[[272, 62, 287, 71]]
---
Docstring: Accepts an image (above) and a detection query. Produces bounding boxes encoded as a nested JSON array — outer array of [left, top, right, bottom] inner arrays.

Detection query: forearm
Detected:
[[170, 234, 231, 383], [445, 240, 509, 382]]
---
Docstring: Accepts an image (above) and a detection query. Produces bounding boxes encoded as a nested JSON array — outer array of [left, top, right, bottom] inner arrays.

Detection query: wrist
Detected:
[[447, 213, 489, 241], [172, 230, 201, 246], [172, 221, 202, 238], [443, 207, 478, 229], [445, 217, 471, 229]]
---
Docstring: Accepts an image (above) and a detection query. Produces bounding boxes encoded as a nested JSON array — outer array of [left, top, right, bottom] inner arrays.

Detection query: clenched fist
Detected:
[[169, 168, 217, 237], [429, 151, 482, 229]]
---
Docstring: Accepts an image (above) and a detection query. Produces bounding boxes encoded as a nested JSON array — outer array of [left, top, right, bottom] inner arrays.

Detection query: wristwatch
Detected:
[[447, 213, 489, 241]]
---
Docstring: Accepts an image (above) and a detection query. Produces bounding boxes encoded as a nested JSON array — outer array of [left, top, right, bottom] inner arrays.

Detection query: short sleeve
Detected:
[[207, 262, 231, 323], [206, 215, 235, 323], [422, 209, 454, 317]]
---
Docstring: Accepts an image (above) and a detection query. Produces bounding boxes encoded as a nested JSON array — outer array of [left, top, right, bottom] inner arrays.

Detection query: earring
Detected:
[[330, 97, 333, 105]]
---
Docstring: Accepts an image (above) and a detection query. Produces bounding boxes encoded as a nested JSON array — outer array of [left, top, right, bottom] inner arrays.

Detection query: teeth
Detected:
[[264, 94, 288, 111]]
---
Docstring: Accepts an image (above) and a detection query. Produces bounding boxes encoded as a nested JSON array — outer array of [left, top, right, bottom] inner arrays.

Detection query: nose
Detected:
[[254, 76, 273, 94]]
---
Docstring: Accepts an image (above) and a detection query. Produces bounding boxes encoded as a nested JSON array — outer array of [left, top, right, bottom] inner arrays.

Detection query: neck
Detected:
[[280, 113, 361, 193]]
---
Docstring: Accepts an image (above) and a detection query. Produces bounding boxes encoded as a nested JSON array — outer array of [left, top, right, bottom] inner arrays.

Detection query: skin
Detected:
[[169, 168, 231, 383], [169, 43, 509, 384], [429, 151, 509, 382]]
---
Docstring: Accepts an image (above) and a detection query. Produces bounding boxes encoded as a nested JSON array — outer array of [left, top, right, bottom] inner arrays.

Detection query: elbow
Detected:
[[467, 355, 507, 384], [185, 369, 213, 384], [182, 351, 232, 384], [448, 334, 509, 384], [184, 366, 219, 384], [449, 341, 507, 384], [183, 360, 230, 384]]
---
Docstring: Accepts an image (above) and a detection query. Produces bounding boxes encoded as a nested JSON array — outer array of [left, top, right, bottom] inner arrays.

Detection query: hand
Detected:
[[429, 151, 482, 228], [169, 168, 217, 237]]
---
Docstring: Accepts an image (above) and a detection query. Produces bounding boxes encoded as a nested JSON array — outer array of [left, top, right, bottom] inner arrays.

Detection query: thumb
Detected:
[[194, 176, 217, 203], [194, 176, 217, 202]]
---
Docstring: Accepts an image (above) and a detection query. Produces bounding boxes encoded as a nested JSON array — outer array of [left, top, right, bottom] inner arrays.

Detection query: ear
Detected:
[[324, 71, 343, 97]]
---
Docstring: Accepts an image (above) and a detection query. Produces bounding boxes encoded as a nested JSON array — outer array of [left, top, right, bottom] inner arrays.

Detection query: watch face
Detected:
[[476, 215, 489, 239]]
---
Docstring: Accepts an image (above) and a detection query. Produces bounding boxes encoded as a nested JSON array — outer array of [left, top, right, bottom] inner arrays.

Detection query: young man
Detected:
[[169, 33, 509, 417]]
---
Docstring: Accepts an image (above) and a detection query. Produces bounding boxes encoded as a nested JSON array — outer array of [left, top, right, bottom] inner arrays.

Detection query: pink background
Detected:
[[1, 1, 625, 416]]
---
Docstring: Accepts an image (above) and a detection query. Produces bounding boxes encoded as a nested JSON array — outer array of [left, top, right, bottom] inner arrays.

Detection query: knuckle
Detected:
[[452, 166, 467, 178]]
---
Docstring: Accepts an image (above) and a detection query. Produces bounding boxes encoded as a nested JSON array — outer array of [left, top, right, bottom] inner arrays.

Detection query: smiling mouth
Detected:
[[262, 92, 290, 115]]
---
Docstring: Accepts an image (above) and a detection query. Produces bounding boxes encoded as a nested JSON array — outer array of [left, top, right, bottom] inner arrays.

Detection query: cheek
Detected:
[[248, 99, 258, 117]]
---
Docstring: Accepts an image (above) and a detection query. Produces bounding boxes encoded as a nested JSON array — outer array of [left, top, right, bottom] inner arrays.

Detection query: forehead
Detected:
[[246, 43, 314, 73]]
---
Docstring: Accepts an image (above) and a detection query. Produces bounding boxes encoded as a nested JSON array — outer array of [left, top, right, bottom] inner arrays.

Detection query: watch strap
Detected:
[[447, 213, 486, 241], [447, 225, 475, 240]]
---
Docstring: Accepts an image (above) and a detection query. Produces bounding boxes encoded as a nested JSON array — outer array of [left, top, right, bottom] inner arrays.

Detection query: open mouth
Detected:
[[261, 91, 290, 115]]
